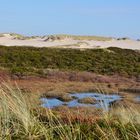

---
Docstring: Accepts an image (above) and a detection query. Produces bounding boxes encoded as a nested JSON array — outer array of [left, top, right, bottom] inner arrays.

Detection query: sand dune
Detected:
[[0, 33, 140, 50]]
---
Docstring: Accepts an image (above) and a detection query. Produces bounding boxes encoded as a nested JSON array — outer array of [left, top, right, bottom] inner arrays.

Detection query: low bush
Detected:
[[0, 46, 139, 77]]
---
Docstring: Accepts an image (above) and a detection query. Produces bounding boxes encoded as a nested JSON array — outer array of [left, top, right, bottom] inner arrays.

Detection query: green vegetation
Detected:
[[0, 33, 112, 41], [0, 84, 140, 140], [0, 34, 4, 37], [9, 33, 38, 40], [0, 46, 139, 77], [46, 34, 112, 41]]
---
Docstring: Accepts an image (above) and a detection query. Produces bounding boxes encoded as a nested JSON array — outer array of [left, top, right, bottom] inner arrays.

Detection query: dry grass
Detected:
[[0, 34, 4, 37], [15, 80, 122, 96], [78, 97, 97, 104], [49, 34, 112, 41], [0, 82, 139, 139]]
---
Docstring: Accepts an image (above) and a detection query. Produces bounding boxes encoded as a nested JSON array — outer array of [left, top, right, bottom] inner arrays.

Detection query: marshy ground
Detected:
[[0, 46, 139, 139], [0, 80, 140, 139], [1, 69, 139, 113]]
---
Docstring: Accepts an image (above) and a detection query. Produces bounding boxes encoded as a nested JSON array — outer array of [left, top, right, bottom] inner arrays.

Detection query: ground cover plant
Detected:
[[0, 46, 139, 77], [0, 46, 139, 140]]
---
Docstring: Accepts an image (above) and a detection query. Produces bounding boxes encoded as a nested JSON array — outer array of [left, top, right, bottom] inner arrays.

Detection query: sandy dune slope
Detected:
[[0, 33, 140, 50]]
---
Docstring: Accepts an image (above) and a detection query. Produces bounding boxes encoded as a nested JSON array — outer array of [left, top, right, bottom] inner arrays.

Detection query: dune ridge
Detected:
[[0, 33, 140, 50]]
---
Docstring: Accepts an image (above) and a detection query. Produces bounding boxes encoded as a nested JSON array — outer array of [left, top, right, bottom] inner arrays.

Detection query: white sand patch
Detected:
[[0, 34, 140, 50]]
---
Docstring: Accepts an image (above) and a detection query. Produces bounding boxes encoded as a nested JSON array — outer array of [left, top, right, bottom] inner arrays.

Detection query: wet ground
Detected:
[[41, 92, 122, 110], [136, 96, 140, 102]]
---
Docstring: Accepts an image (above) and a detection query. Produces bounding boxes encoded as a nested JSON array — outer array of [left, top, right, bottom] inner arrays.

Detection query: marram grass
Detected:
[[0, 83, 139, 140]]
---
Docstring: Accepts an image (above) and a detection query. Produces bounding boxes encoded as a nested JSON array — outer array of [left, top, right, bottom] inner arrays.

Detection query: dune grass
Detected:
[[0, 34, 4, 37], [0, 33, 112, 41], [47, 34, 112, 41], [0, 83, 140, 140]]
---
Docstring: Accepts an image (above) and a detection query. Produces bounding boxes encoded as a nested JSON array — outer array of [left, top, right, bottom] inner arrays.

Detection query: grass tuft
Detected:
[[0, 83, 139, 139]]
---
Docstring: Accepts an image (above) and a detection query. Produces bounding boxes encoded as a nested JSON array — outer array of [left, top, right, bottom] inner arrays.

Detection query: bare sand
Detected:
[[0, 33, 140, 50]]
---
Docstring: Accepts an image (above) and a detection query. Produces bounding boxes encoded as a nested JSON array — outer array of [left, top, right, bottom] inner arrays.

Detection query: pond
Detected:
[[136, 96, 140, 102], [41, 92, 122, 110]]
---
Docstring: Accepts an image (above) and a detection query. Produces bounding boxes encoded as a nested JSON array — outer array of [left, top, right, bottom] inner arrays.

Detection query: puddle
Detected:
[[136, 96, 140, 102], [41, 98, 63, 108], [41, 92, 121, 110]]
